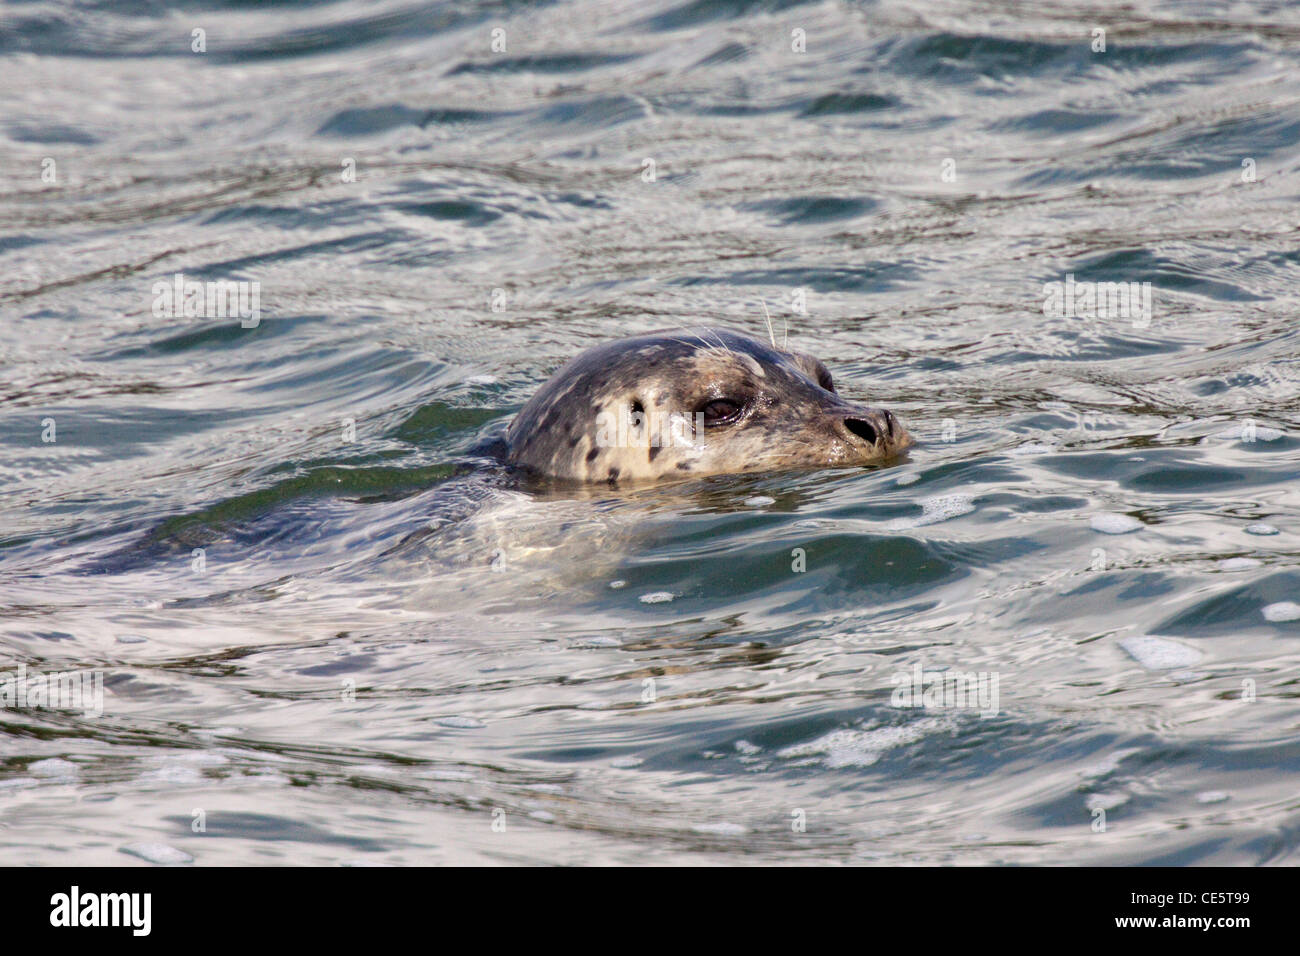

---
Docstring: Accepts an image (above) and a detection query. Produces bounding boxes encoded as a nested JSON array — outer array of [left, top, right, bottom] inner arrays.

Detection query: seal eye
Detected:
[[817, 368, 835, 393], [700, 398, 743, 425]]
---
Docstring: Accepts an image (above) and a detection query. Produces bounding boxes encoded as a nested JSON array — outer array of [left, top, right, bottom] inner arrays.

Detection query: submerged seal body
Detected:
[[505, 327, 912, 483]]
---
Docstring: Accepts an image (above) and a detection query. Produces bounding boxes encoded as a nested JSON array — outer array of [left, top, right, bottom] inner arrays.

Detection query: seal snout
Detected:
[[838, 407, 910, 458]]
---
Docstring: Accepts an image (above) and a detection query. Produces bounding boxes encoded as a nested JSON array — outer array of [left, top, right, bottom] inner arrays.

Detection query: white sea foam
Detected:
[[121, 843, 194, 865], [888, 494, 975, 530], [1120, 635, 1202, 670], [1091, 513, 1143, 534], [777, 718, 948, 768], [1262, 602, 1300, 622], [1218, 557, 1262, 571]]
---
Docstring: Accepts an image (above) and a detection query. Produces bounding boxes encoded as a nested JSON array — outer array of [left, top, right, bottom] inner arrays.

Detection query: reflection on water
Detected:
[[2, 0, 1299, 864]]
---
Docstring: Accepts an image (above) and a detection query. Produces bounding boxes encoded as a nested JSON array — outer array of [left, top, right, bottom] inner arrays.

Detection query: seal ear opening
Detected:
[[785, 349, 836, 393]]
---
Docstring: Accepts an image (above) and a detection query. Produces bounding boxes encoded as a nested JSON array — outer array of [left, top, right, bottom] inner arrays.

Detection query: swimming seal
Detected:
[[505, 327, 912, 483]]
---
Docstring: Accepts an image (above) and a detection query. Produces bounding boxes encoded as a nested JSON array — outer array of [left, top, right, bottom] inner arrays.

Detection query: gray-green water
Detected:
[[2, 0, 1299, 865]]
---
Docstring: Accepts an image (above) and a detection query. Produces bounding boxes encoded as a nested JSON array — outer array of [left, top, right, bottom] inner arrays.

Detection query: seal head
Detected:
[[506, 327, 912, 483]]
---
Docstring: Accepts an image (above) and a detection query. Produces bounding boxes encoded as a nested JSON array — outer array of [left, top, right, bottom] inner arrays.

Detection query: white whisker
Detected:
[[760, 299, 776, 348], [703, 328, 735, 357]]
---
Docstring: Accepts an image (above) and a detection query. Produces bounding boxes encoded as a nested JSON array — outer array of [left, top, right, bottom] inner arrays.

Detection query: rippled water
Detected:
[[2, 0, 1299, 865]]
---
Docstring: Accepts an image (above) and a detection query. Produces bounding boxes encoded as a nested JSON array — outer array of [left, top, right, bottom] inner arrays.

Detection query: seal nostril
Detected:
[[883, 410, 896, 438], [843, 417, 878, 445]]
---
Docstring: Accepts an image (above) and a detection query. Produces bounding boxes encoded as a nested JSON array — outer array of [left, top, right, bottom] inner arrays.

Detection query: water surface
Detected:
[[2, 0, 1300, 864]]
